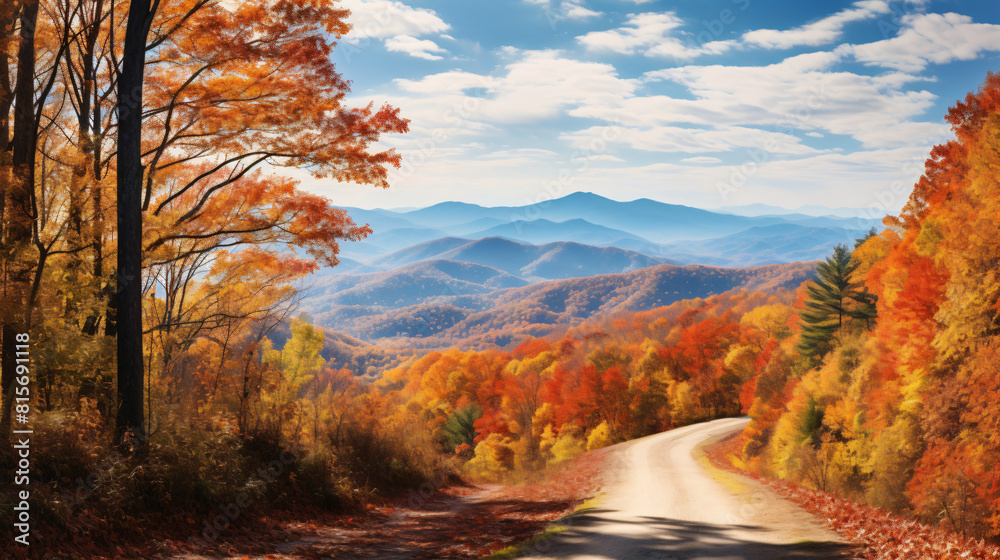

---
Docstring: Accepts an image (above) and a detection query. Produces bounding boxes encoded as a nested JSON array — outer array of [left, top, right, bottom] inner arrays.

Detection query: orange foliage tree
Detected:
[[1, 0, 408, 453], [742, 73, 1000, 540], [374, 290, 796, 479]]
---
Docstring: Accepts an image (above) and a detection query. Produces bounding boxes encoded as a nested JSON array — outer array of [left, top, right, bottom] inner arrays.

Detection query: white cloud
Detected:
[[591, 54, 942, 149], [524, 0, 602, 21], [681, 156, 723, 164], [496, 45, 520, 57], [565, 145, 932, 213], [369, 45, 949, 213], [489, 52, 636, 122], [651, 39, 737, 58], [844, 12, 1000, 71], [391, 50, 638, 125], [384, 35, 448, 60], [849, 121, 951, 148], [564, 3, 602, 20], [580, 154, 626, 162], [562, 125, 822, 155], [339, 0, 450, 40], [311, 9, 984, 213], [577, 12, 736, 59], [743, 1, 891, 49], [480, 148, 558, 160], [578, 12, 683, 54], [395, 71, 489, 93]]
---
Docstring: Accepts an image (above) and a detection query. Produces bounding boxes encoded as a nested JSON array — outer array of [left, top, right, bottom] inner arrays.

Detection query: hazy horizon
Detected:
[[343, 189, 893, 219]]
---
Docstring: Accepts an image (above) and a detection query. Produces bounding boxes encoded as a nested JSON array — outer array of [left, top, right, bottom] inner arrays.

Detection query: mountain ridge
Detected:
[[301, 260, 816, 348], [335, 192, 882, 264]]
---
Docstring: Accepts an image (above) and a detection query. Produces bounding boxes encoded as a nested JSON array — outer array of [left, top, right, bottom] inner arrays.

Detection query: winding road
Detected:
[[522, 417, 853, 560]]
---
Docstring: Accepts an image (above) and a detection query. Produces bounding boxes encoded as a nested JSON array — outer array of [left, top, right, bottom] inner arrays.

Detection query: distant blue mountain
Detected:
[[340, 207, 420, 231], [397, 201, 497, 227], [293, 193, 888, 346], [450, 217, 511, 235], [717, 203, 884, 220], [370, 237, 669, 281], [394, 237, 538, 275], [518, 241, 669, 279], [339, 226, 452, 259], [660, 224, 873, 266], [371, 192, 882, 243], [328, 192, 884, 272], [370, 237, 473, 269], [307, 259, 527, 309], [528, 192, 790, 241], [467, 218, 649, 247], [447, 237, 668, 279], [311, 257, 378, 276]]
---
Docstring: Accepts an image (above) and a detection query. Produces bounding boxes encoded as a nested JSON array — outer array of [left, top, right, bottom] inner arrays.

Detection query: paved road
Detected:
[[523, 417, 853, 560]]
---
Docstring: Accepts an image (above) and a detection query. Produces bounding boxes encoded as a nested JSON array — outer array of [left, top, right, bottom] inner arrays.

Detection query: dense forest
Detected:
[[303, 259, 815, 348], [0, 0, 414, 552], [739, 73, 1000, 540], [374, 289, 797, 480]]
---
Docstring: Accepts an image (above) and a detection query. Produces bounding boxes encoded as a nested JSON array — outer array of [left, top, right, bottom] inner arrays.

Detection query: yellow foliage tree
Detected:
[[587, 421, 614, 451]]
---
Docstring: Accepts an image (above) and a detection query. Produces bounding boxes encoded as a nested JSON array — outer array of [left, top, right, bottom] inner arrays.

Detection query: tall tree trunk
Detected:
[[115, 0, 153, 447], [74, 0, 105, 336], [92, 86, 104, 290], [88, 78, 111, 414], [1, 0, 39, 436], [0, 2, 17, 446]]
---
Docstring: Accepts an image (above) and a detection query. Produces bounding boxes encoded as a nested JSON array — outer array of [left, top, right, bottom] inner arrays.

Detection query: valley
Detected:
[[296, 192, 872, 351]]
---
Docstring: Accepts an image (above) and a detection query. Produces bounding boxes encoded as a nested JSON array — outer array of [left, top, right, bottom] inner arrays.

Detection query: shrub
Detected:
[[465, 434, 515, 481], [586, 422, 614, 451]]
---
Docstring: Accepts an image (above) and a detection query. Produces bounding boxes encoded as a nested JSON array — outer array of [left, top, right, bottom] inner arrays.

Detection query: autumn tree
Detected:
[[905, 74, 1000, 538], [2, 0, 42, 434], [104, 0, 409, 445], [113, 0, 156, 447], [741, 73, 1000, 540]]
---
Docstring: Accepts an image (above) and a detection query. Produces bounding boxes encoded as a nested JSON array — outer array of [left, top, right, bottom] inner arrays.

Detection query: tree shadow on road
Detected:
[[525, 509, 857, 559]]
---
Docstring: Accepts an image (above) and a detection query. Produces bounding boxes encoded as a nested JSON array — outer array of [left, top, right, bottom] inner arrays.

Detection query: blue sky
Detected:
[[285, 0, 1000, 214]]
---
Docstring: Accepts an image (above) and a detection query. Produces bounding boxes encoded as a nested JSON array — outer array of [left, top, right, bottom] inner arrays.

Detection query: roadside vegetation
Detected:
[[733, 73, 1000, 545]]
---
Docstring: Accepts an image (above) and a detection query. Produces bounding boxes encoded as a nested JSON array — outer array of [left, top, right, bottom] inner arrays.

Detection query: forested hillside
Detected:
[[0, 0, 416, 553], [372, 237, 672, 278], [737, 73, 1000, 540], [302, 260, 816, 347], [376, 289, 798, 479]]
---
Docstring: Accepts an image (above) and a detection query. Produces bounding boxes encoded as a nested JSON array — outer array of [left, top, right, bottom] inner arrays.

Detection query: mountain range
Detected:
[[294, 192, 878, 348], [333, 192, 881, 265], [371, 237, 672, 280], [301, 260, 816, 349], [716, 203, 881, 219]]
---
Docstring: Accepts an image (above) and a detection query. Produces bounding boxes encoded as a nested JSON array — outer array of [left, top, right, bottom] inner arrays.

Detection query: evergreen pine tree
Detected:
[[854, 227, 878, 249], [850, 229, 880, 329], [443, 405, 484, 451], [798, 243, 878, 363]]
